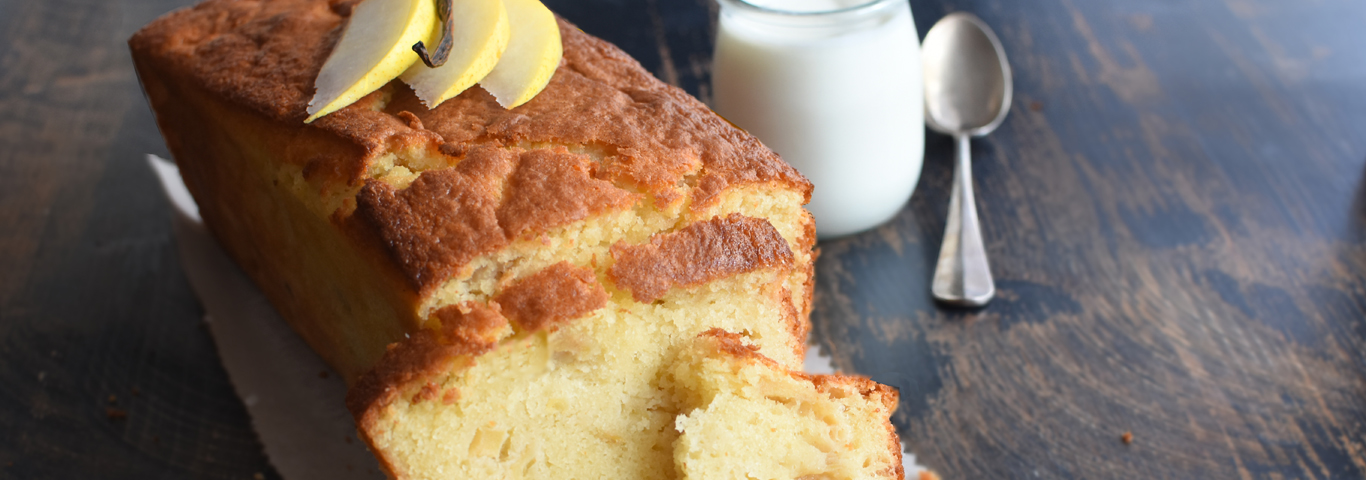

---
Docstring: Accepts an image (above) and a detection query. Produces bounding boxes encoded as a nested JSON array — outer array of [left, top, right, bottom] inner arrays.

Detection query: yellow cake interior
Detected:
[[670, 332, 904, 480]]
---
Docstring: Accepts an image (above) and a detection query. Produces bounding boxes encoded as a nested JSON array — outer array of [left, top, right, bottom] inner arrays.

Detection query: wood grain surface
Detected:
[[1, 0, 1363, 478]]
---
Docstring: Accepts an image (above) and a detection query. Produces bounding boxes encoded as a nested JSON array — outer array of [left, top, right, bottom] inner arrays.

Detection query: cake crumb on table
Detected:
[[1122, 431, 1133, 445], [919, 470, 942, 480]]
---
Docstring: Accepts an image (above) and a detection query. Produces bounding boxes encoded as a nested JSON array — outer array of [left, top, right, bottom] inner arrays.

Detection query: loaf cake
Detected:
[[129, 0, 905, 477]]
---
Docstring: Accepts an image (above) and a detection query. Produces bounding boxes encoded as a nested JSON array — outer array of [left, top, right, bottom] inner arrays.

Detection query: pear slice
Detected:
[[400, 0, 510, 108], [306, 0, 438, 123], [479, 0, 562, 109]]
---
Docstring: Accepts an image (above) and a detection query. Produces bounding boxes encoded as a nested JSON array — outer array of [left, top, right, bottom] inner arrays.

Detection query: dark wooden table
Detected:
[[2, 0, 1363, 478]]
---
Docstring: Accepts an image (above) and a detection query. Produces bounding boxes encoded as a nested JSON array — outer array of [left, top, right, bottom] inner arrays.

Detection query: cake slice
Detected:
[[669, 330, 904, 480], [128, 0, 906, 478]]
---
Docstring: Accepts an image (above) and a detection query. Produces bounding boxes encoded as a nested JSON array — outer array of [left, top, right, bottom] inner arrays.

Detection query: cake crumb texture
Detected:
[[669, 330, 905, 479]]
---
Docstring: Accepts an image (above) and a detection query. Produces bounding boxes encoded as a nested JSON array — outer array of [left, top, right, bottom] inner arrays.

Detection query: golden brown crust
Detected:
[[496, 147, 640, 241], [353, 145, 514, 291], [345, 302, 510, 422], [127, 0, 809, 215], [382, 19, 811, 210], [127, 0, 439, 158], [493, 262, 609, 332], [353, 144, 637, 292], [609, 214, 794, 303]]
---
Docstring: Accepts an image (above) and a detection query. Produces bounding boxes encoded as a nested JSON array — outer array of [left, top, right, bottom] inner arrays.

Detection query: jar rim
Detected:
[[716, 0, 898, 17]]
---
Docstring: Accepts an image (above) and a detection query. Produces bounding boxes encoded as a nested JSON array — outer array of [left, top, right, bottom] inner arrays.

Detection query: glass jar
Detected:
[[711, 0, 924, 239]]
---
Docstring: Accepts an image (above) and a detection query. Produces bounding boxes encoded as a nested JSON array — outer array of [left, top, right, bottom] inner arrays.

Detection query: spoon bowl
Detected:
[[922, 12, 1012, 135], [922, 12, 1012, 307]]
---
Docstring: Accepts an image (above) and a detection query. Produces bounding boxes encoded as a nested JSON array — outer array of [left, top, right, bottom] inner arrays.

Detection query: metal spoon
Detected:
[[922, 12, 1012, 307]]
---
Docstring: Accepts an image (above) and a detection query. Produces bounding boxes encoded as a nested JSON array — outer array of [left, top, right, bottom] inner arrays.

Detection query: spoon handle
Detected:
[[932, 134, 995, 306]]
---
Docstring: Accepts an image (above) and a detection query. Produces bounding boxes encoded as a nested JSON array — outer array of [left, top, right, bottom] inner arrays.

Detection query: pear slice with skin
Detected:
[[306, 0, 438, 123], [480, 0, 562, 109], [401, 0, 510, 108]]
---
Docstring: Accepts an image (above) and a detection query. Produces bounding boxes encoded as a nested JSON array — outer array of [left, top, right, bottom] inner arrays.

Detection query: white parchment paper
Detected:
[[148, 154, 927, 479]]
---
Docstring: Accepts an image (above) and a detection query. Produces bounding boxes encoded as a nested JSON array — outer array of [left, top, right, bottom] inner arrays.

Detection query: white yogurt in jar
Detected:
[[712, 0, 924, 238]]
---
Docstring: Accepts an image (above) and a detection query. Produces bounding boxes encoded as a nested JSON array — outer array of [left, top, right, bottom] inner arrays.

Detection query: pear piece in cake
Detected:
[[479, 0, 562, 108], [401, 0, 510, 107], [306, 0, 438, 123]]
